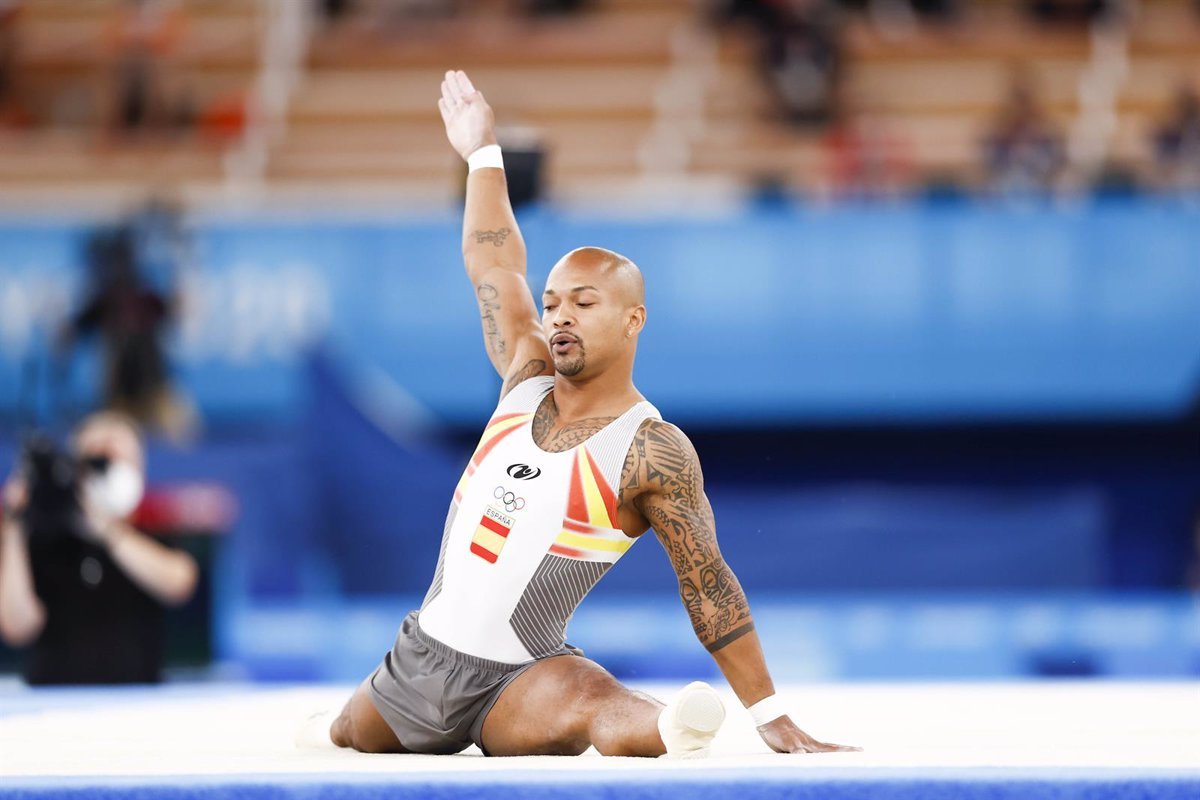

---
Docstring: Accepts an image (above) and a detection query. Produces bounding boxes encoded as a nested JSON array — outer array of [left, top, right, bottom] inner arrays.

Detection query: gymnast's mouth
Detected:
[[551, 334, 578, 354]]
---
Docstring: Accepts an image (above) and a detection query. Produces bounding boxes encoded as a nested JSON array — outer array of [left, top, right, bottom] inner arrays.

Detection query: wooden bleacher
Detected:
[[269, 1, 687, 202], [0, 0, 259, 197], [0, 0, 1197, 204]]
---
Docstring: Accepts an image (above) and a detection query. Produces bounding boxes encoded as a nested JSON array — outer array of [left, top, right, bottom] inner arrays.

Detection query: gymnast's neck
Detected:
[[551, 369, 644, 422]]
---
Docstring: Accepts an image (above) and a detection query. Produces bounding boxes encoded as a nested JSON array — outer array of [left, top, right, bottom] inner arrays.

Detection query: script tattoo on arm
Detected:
[[476, 282, 505, 360], [632, 420, 754, 652], [472, 227, 511, 248]]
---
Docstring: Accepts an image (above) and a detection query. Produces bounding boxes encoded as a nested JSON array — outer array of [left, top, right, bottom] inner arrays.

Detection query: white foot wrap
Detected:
[[657, 681, 726, 759], [293, 710, 339, 750]]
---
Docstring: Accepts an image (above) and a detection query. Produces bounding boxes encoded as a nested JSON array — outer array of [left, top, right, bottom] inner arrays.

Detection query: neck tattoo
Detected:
[[531, 393, 618, 453]]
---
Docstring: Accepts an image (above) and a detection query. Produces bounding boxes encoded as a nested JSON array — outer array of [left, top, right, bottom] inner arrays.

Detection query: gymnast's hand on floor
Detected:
[[757, 716, 861, 754], [437, 69, 497, 162]]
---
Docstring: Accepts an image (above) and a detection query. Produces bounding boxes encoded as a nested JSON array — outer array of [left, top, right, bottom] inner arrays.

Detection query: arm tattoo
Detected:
[[472, 227, 511, 247], [706, 622, 755, 652], [476, 282, 505, 357], [501, 358, 547, 399], [627, 420, 752, 651]]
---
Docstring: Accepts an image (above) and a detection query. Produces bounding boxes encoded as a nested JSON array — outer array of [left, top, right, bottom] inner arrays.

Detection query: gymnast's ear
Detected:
[[625, 305, 646, 339]]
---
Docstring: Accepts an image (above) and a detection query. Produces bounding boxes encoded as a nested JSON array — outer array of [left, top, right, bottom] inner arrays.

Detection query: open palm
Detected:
[[759, 716, 861, 754], [438, 69, 497, 161]]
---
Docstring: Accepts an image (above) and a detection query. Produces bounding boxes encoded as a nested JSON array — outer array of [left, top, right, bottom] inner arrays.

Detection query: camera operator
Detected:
[[0, 412, 197, 684]]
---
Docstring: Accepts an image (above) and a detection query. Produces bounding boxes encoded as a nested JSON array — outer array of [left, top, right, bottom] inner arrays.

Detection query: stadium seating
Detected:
[[0, 0, 1196, 200]]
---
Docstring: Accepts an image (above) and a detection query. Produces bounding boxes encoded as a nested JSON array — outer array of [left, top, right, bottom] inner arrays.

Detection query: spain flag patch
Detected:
[[471, 506, 516, 563]]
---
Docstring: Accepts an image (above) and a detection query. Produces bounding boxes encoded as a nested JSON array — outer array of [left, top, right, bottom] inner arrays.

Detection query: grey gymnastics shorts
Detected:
[[366, 610, 581, 755]]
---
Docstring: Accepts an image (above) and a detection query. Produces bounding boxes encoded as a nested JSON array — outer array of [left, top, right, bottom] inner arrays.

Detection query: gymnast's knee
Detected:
[[329, 709, 357, 749], [330, 706, 389, 754], [508, 666, 617, 755], [558, 668, 624, 746]]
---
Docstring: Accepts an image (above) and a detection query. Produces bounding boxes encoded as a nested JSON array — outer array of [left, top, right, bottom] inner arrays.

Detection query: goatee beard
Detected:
[[555, 356, 585, 377]]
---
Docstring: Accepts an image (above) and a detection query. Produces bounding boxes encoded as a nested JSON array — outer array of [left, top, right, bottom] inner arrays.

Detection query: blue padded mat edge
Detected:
[[4, 768, 1200, 800]]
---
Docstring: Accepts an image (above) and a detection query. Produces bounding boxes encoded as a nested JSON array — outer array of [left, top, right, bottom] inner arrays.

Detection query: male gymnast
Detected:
[[298, 70, 857, 758]]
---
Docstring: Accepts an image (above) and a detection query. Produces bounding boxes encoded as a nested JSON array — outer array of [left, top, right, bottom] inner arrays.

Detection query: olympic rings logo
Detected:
[[494, 486, 526, 513]]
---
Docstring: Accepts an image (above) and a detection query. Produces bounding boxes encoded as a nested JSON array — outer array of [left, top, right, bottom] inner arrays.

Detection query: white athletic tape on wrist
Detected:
[[468, 144, 503, 172], [748, 695, 788, 727]]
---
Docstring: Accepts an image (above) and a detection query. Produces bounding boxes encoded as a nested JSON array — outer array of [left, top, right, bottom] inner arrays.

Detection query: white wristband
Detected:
[[467, 144, 503, 173], [747, 694, 788, 727]]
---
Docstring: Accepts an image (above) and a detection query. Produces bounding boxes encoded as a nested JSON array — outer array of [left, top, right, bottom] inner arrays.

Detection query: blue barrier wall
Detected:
[[1, 202, 1197, 663], [2, 202, 1198, 682], [222, 592, 1200, 682], [1, 200, 1197, 427]]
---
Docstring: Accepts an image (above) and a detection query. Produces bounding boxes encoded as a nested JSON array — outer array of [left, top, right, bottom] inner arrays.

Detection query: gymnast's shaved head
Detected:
[[542, 247, 647, 379], [548, 247, 644, 304]]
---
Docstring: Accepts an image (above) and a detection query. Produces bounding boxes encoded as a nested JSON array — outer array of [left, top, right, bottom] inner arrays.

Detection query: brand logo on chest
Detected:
[[506, 463, 542, 480]]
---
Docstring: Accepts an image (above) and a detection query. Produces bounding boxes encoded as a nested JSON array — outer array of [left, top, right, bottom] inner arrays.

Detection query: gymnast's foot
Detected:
[[657, 681, 726, 759]]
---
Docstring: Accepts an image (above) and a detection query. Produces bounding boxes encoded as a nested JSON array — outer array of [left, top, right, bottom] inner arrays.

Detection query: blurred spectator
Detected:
[[0, 412, 197, 684], [983, 75, 1064, 195], [1152, 84, 1200, 192], [717, 0, 844, 126], [59, 199, 197, 442], [318, 0, 357, 25], [0, 0, 29, 128], [903, 0, 957, 19], [1088, 161, 1142, 199], [196, 89, 248, 145], [1188, 508, 1200, 591], [522, 0, 589, 15], [838, 0, 961, 30], [1180, 510, 1200, 592], [822, 91, 913, 199], [0, 0, 15, 102], [328, 0, 461, 34], [105, 0, 191, 136], [1026, 0, 1119, 26]]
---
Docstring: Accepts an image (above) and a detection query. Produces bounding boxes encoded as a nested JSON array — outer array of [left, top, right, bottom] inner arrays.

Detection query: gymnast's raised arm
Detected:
[[438, 70, 552, 398], [627, 419, 859, 754]]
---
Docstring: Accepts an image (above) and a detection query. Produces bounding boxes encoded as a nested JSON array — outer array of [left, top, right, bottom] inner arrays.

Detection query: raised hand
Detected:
[[438, 69, 497, 162], [757, 715, 861, 754]]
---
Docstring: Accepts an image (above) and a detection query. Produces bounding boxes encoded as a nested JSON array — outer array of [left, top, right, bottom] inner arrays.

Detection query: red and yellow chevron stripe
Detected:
[[453, 412, 534, 504], [550, 446, 634, 563]]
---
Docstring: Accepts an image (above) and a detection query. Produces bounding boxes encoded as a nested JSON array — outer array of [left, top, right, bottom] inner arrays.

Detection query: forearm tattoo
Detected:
[[624, 420, 753, 652], [476, 282, 505, 357], [472, 227, 511, 247]]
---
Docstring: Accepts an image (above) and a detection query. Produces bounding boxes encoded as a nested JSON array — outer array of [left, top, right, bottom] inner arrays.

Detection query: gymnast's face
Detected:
[[542, 248, 645, 379]]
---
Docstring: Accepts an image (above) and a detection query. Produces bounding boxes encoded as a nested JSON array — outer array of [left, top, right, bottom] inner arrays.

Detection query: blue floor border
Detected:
[[4, 768, 1200, 800]]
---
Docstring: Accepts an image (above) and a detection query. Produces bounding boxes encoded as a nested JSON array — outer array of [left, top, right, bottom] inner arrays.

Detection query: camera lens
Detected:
[[82, 456, 111, 473]]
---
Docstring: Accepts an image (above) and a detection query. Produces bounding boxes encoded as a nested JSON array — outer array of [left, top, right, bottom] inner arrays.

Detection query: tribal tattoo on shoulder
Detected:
[[623, 419, 754, 652], [501, 358, 547, 399], [531, 393, 617, 453]]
